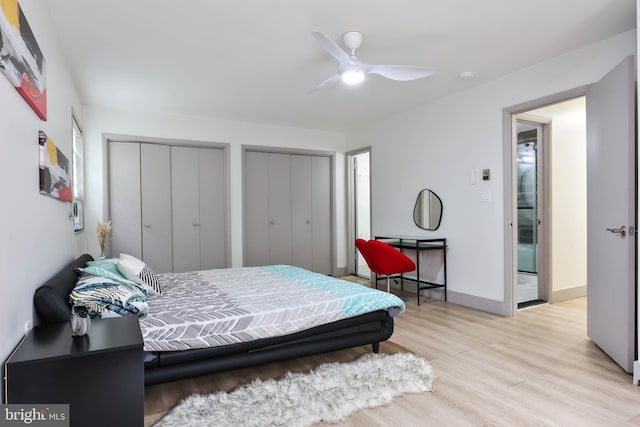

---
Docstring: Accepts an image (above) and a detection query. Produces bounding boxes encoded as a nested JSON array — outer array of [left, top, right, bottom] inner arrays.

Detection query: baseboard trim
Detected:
[[549, 285, 587, 303], [385, 280, 505, 315], [634, 360, 640, 386], [446, 290, 506, 316]]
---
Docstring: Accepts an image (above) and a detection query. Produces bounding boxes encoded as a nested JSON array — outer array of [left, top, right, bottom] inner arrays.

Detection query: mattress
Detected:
[[139, 265, 405, 352]]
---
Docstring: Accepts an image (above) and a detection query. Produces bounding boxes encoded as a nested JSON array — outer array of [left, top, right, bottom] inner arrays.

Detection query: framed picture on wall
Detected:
[[0, 0, 47, 120], [39, 131, 72, 202]]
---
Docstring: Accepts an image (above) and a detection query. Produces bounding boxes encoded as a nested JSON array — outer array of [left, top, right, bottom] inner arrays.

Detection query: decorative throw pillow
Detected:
[[76, 265, 147, 297], [78, 258, 128, 281], [87, 258, 122, 273], [70, 275, 148, 319], [117, 253, 162, 295]]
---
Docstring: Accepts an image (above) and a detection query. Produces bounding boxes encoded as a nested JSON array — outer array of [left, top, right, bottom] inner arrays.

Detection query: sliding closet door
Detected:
[[268, 153, 293, 265], [245, 152, 270, 266], [140, 144, 172, 273], [311, 156, 331, 274], [199, 147, 227, 270], [172, 146, 227, 272], [291, 155, 313, 271], [171, 146, 200, 273], [109, 142, 142, 259], [287, 154, 332, 274]]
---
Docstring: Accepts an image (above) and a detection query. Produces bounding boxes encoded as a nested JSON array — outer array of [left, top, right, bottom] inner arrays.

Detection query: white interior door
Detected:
[[586, 56, 636, 373]]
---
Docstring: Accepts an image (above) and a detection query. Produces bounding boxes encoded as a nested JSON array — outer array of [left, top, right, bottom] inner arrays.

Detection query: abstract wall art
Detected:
[[0, 0, 47, 120], [39, 131, 72, 202]]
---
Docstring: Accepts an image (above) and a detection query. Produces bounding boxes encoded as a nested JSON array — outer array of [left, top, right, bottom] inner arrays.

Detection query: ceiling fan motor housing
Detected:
[[342, 31, 363, 54]]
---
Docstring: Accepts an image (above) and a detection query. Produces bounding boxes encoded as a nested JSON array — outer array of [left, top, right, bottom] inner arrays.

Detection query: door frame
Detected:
[[514, 115, 551, 305], [502, 86, 590, 316], [345, 146, 372, 277]]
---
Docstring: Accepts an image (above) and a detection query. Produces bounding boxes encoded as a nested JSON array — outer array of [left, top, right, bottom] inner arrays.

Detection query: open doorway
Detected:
[[512, 97, 587, 311], [346, 148, 371, 278]]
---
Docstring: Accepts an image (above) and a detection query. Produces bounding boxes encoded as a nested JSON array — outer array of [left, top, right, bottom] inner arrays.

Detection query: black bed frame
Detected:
[[33, 254, 395, 385]]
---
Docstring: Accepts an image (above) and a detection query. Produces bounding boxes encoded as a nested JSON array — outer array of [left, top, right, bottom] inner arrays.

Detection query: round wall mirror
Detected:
[[413, 189, 443, 230]]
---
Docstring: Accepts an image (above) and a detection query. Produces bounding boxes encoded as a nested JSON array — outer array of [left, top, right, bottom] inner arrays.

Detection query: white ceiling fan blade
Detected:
[[311, 31, 351, 68], [308, 74, 342, 93], [367, 65, 435, 81]]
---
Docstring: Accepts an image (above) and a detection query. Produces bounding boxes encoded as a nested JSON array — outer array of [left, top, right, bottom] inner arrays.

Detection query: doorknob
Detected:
[[606, 226, 626, 237]]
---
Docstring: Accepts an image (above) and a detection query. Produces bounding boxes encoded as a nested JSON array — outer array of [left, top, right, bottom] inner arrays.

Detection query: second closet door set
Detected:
[[244, 151, 332, 275]]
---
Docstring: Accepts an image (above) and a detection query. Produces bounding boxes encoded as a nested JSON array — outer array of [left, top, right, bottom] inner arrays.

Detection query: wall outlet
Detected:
[[24, 319, 32, 335]]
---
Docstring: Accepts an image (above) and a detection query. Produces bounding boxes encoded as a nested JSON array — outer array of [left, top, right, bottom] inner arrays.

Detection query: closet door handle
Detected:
[[606, 226, 626, 237], [192, 222, 199, 227], [144, 224, 151, 228], [270, 220, 275, 225]]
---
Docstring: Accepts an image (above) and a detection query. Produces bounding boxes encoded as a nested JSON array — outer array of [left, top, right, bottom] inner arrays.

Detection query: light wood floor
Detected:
[[144, 284, 640, 426]]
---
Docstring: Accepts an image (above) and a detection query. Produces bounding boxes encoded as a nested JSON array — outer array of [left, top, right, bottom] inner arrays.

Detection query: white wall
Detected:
[[82, 107, 347, 269], [347, 30, 636, 313], [0, 0, 82, 400]]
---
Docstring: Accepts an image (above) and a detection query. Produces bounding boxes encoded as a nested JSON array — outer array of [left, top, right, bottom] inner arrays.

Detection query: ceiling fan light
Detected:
[[341, 69, 365, 85]]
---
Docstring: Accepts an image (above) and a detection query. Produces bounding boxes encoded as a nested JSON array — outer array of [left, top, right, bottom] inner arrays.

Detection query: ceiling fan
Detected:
[[310, 30, 434, 93]]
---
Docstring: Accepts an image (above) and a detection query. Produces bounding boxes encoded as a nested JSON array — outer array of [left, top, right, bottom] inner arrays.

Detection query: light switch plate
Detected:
[[480, 191, 491, 202]]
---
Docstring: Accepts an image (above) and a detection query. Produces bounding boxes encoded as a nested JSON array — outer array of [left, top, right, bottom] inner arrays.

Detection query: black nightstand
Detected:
[[4, 316, 144, 427]]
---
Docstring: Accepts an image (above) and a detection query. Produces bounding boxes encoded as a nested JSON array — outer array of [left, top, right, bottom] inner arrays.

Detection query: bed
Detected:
[[33, 254, 404, 385]]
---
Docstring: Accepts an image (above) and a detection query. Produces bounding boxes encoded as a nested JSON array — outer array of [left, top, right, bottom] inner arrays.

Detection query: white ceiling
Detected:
[[45, 0, 635, 132]]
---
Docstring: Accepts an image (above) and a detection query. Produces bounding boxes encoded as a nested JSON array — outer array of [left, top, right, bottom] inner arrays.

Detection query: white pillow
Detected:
[[117, 253, 162, 295]]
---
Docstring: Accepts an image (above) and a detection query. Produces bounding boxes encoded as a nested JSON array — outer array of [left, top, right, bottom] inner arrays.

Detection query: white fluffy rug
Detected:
[[154, 352, 435, 427]]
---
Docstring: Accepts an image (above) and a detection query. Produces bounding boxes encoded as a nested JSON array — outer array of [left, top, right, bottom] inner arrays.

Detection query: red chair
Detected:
[[355, 238, 378, 272], [356, 239, 416, 293]]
